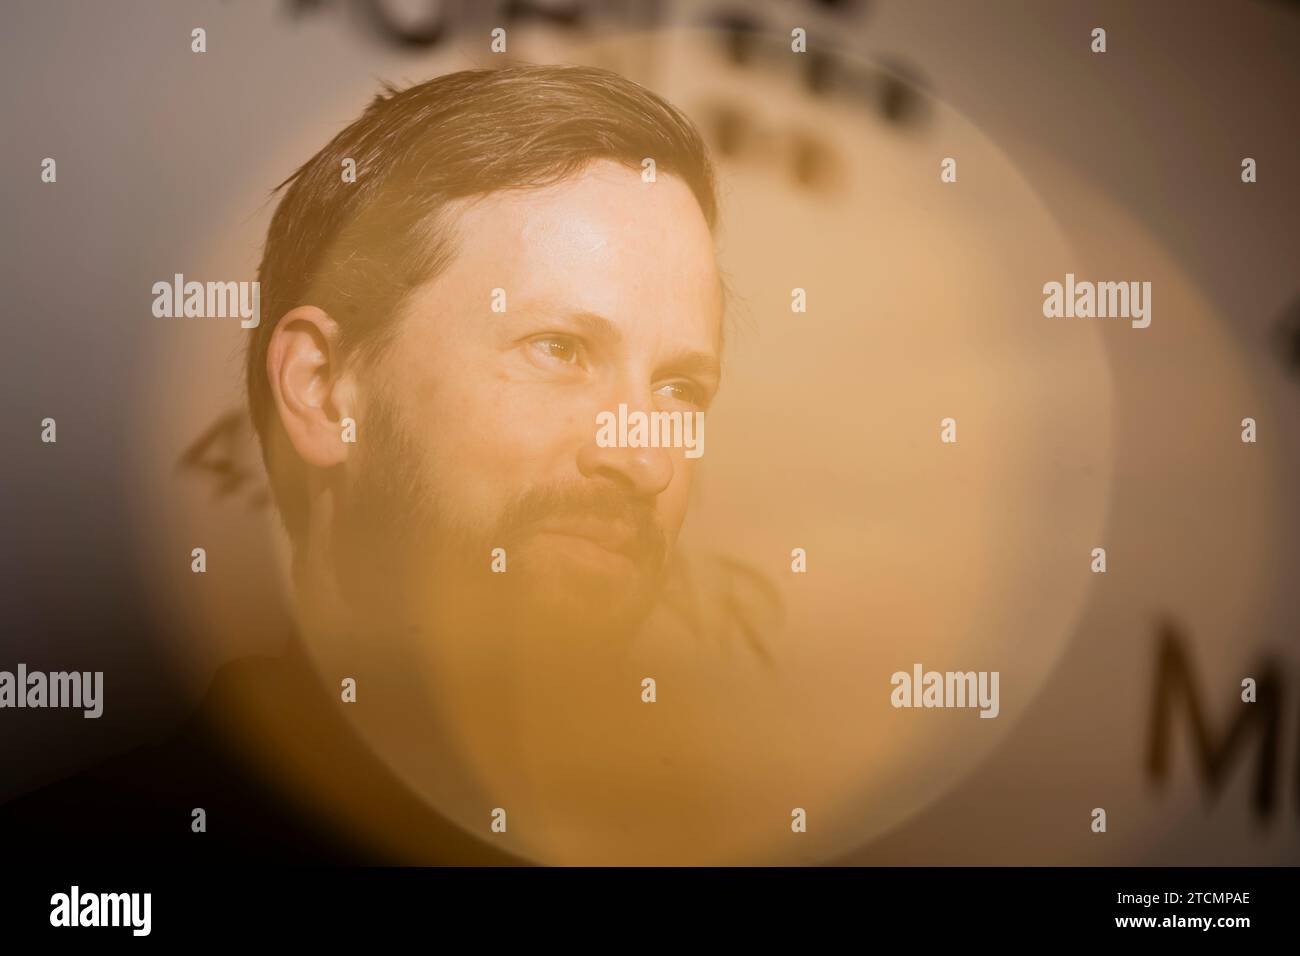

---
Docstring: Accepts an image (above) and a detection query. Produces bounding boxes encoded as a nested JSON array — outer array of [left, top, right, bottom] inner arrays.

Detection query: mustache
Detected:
[[345, 394, 669, 570], [497, 481, 667, 564]]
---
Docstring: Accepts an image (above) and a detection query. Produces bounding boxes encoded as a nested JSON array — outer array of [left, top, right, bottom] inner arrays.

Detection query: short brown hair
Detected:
[[247, 65, 718, 542]]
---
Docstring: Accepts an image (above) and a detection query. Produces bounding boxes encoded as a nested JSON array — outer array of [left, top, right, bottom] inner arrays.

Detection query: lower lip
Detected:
[[531, 532, 638, 572]]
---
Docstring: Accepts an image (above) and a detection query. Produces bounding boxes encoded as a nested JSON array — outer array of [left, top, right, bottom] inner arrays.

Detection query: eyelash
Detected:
[[654, 381, 704, 407], [529, 334, 583, 366]]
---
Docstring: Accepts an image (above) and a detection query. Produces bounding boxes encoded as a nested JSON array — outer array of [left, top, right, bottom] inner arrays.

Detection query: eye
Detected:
[[654, 380, 704, 408], [527, 334, 583, 366]]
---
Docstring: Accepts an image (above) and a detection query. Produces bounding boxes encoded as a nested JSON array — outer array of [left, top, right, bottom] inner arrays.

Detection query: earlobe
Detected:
[[266, 306, 354, 469]]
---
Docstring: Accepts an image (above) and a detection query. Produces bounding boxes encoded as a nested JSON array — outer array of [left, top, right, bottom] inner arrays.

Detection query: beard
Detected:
[[328, 391, 670, 647]]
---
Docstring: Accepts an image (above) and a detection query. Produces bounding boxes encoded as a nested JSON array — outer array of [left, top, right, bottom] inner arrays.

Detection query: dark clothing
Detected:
[[0, 645, 524, 865]]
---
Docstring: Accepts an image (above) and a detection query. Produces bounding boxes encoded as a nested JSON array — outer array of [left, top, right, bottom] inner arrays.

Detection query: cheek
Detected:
[[402, 361, 593, 513]]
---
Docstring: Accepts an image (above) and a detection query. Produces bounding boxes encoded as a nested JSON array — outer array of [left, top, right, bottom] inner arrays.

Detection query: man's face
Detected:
[[343, 160, 723, 637]]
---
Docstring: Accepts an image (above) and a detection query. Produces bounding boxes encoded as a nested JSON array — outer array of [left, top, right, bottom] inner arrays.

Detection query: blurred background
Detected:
[[1, 0, 1298, 864]]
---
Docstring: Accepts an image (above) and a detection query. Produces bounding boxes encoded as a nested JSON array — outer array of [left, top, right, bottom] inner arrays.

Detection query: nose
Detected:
[[577, 407, 675, 498]]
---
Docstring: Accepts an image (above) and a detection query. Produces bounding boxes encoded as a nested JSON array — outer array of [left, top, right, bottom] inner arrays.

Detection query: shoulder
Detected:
[[0, 656, 364, 864]]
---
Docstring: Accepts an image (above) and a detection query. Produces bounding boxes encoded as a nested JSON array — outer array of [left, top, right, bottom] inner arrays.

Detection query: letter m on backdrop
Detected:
[[1146, 618, 1285, 818]]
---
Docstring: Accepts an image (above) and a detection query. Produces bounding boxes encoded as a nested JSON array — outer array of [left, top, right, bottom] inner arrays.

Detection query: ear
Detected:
[[266, 306, 357, 468]]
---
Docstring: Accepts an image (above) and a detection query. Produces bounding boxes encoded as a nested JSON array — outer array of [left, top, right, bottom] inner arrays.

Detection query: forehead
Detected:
[[435, 160, 723, 345]]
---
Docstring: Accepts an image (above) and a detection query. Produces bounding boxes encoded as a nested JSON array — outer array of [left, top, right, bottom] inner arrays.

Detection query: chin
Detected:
[[503, 546, 661, 638], [523, 575, 654, 632]]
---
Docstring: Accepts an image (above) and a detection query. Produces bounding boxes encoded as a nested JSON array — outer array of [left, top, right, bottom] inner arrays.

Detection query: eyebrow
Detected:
[[557, 310, 722, 382], [565, 310, 623, 345], [661, 349, 722, 383]]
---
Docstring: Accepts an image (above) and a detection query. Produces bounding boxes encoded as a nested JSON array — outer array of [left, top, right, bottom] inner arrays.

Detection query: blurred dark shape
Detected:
[[288, 0, 332, 17], [658, 552, 783, 666], [789, 130, 836, 189], [504, 0, 586, 28], [177, 410, 271, 511], [705, 10, 928, 130], [293, 0, 660, 45], [809, 53, 927, 127], [711, 554, 782, 665], [698, 99, 841, 194], [1146, 617, 1286, 819], [803, 47, 836, 95], [347, 0, 662, 52], [877, 73, 915, 124], [360, 0, 450, 48], [710, 11, 763, 65], [866, 56, 928, 126], [1272, 295, 1300, 382], [703, 102, 752, 158], [801, 50, 928, 127]]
